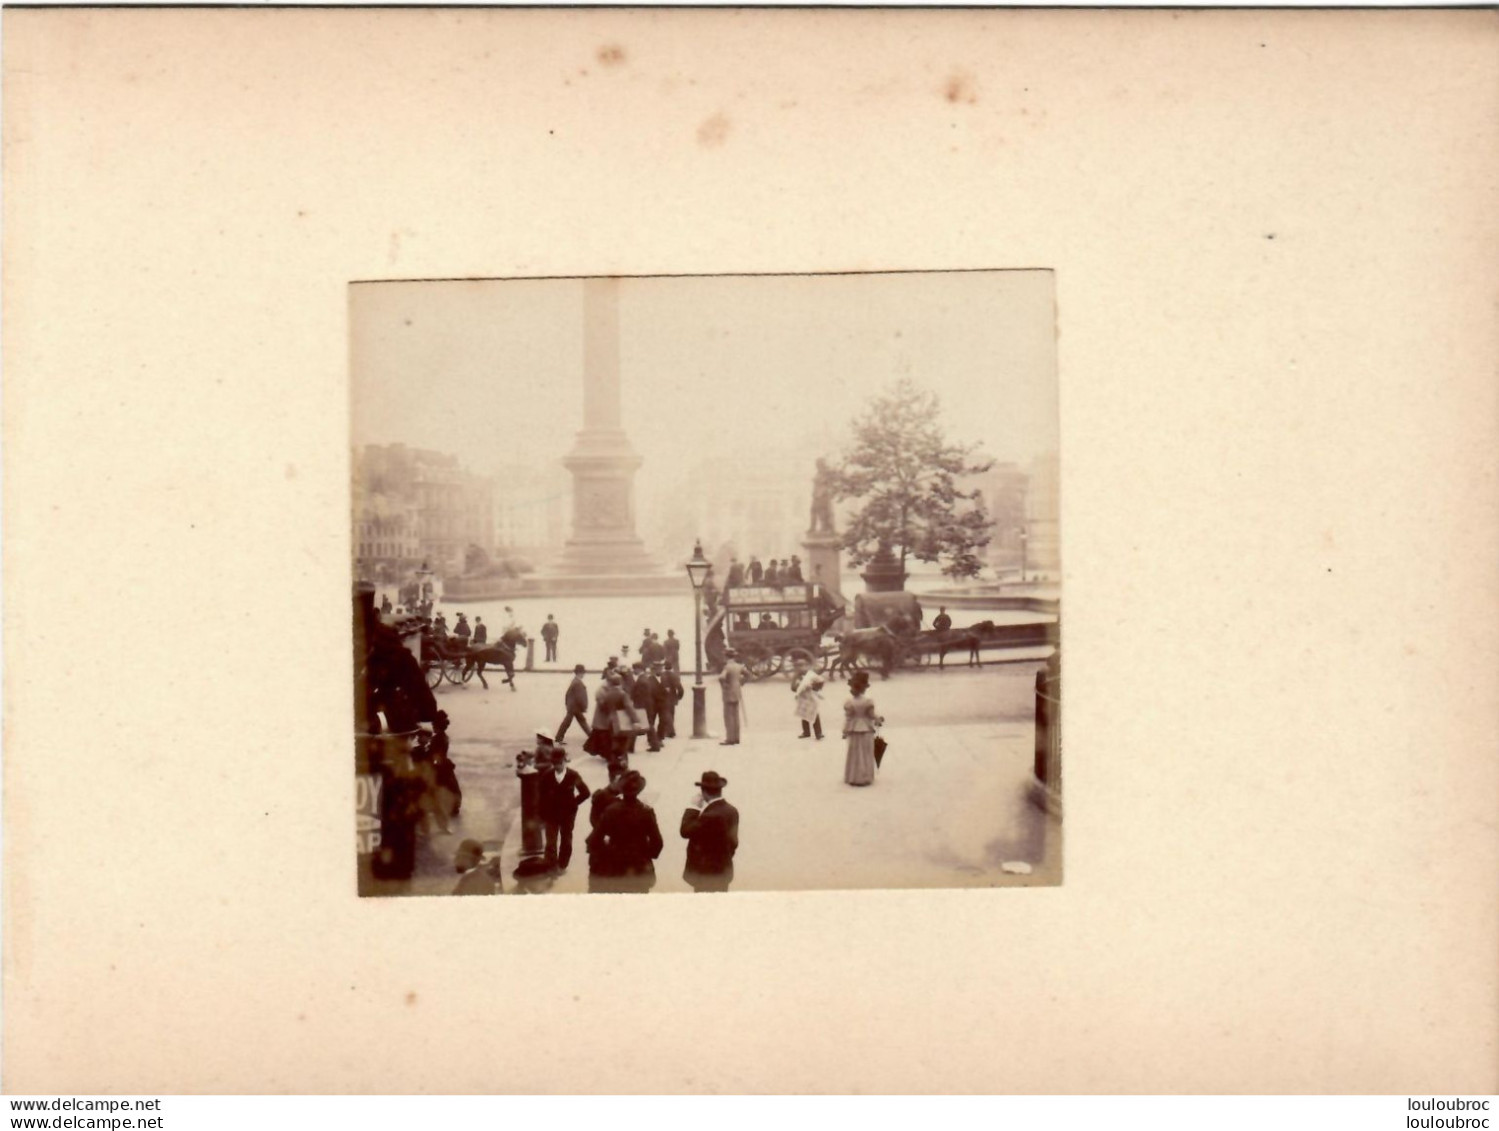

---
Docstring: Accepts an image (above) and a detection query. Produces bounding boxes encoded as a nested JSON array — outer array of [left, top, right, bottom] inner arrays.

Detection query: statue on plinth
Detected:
[[803, 459, 844, 603], [809, 458, 837, 535]]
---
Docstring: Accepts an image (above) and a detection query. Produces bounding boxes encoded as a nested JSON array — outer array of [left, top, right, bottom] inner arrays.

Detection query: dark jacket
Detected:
[[565, 676, 589, 713], [541, 620, 559, 642], [592, 685, 637, 731], [632, 672, 660, 710], [664, 637, 682, 666], [651, 673, 675, 711], [680, 799, 740, 875], [539, 768, 592, 822], [661, 670, 685, 705], [589, 785, 623, 831], [587, 797, 663, 876]]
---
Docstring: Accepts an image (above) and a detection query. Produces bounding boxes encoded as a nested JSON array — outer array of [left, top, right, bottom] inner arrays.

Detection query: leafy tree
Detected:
[[826, 378, 995, 580]]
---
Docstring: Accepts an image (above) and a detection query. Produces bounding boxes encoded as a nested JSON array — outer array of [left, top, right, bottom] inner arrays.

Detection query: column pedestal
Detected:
[[801, 531, 844, 602]]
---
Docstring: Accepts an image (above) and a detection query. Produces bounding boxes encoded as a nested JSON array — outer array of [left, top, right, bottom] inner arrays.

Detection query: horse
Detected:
[[830, 625, 898, 679], [937, 620, 994, 668], [462, 625, 529, 690]]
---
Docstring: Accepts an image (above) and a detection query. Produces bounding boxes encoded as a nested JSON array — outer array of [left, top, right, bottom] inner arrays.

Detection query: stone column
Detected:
[[554, 277, 660, 576]]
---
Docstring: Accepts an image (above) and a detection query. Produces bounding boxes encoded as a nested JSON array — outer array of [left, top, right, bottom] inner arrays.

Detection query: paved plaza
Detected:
[[399, 660, 1059, 896]]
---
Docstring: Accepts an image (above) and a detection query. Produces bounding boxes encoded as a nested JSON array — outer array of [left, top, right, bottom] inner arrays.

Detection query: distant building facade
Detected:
[[1025, 451, 1060, 575], [645, 454, 811, 570], [963, 451, 1059, 579], [968, 462, 1030, 574], [491, 463, 570, 559], [352, 443, 495, 577]]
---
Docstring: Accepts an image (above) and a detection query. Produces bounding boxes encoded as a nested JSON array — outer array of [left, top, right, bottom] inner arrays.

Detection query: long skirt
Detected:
[[844, 732, 877, 786]]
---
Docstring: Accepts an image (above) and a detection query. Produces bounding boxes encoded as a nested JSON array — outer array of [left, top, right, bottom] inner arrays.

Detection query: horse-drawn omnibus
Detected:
[[704, 582, 845, 680]]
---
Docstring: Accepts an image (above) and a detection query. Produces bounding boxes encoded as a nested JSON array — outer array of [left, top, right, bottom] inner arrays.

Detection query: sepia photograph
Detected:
[[351, 270, 1061, 896], [4, 2, 1495, 1099]]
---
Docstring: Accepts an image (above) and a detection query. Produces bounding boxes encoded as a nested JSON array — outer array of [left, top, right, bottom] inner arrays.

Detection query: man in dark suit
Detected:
[[663, 629, 682, 671], [541, 615, 559, 662], [658, 661, 683, 740], [680, 771, 739, 893], [586, 770, 663, 894], [786, 557, 804, 583], [585, 769, 624, 893], [764, 559, 780, 587], [539, 748, 592, 873], [632, 662, 662, 752], [472, 616, 488, 645], [556, 663, 591, 743], [748, 556, 764, 584], [643, 632, 665, 666]]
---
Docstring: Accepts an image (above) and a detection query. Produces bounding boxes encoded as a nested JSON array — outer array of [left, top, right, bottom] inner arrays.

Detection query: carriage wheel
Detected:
[[743, 649, 780, 681], [443, 658, 467, 685], [425, 662, 445, 690]]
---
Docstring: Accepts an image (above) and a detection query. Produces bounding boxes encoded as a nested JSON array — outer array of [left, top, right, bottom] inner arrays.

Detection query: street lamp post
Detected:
[[685, 540, 712, 739], [1018, 527, 1029, 584]]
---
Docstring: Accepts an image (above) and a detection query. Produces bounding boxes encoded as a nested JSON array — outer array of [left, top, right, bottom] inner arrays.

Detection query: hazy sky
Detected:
[[350, 271, 1058, 504]]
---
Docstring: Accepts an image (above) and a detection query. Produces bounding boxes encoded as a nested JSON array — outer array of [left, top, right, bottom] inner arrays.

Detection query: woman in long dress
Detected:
[[842, 671, 883, 786]]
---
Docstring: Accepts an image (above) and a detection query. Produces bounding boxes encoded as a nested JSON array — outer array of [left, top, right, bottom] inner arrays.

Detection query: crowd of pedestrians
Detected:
[[721, 553, 805, 592]]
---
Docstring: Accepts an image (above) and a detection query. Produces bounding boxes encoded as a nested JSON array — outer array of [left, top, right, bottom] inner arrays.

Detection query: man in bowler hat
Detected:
[[585, 770, 663, 894], [680, 771, 739, 893], [556, 663, 591, 743], [539, 746, 592, 873]]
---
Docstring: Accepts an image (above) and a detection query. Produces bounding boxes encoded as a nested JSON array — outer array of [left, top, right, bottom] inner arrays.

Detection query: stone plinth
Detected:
[[548, 276, 666, 582], [801, 531, 844, 602]]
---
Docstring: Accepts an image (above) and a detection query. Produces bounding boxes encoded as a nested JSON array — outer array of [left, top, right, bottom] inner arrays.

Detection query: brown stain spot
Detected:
[[696, 113, 731, 148], [597, 44, 626, 67], [284, 463, 298, 481], [944, 73, 978, 105], [405, 991, 418, 1006]]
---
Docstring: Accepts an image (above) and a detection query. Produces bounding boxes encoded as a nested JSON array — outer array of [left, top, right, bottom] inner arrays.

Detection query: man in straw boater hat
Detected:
[[717, 647, 746, 746], [538, 742, 591, 875], [680, 771, 740, 893], [585, 769, 663, 894]]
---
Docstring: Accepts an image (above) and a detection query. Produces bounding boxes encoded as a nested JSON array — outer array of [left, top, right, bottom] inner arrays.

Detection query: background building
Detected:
[[491, 462, 570, 561], [352, 443, 495, 577], [1025, 450, 1061, 576]]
